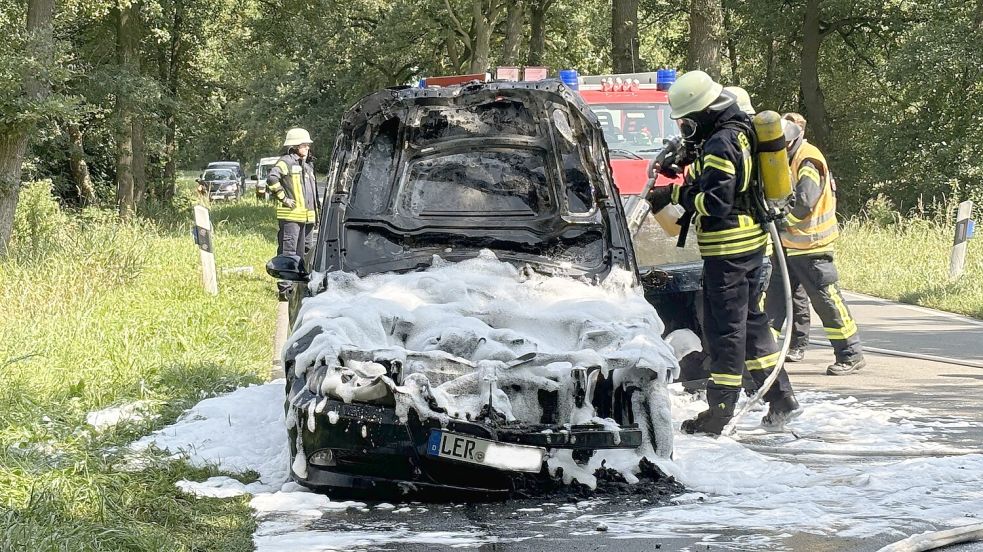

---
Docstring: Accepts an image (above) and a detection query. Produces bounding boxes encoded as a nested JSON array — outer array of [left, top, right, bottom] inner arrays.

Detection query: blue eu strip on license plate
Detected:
[[427, 431, 442, 456]]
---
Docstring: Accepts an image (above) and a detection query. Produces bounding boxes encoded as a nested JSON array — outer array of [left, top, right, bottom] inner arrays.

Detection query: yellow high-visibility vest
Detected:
[[269, 156, 317, 223], [782, 142, 839, 254]]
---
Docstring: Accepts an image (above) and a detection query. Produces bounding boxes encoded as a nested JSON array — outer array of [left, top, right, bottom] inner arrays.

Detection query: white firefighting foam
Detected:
[[285, 251, 682, 460], [133, 383, 983, 551]]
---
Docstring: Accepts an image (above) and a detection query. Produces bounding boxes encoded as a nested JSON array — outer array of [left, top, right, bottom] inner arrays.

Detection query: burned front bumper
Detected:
[[289, 398, 643, 500]]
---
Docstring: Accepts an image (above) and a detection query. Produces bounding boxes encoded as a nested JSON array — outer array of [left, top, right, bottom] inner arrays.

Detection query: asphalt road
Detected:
[[267, 291, 983, 551], [794, 291, 983, 428]]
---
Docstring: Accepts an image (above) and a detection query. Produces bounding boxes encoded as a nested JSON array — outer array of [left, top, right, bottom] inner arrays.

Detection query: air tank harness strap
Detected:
[[676, 210, 693, 248]]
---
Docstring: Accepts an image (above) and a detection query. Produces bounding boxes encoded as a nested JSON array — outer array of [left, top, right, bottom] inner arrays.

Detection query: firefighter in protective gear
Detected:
[[649, 71, 799, 435], [765, 120, 866, 375], [268, 127, 320, 301]]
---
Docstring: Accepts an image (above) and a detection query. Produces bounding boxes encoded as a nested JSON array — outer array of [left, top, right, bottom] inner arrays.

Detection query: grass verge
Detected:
[[0, 180, 280, 550], [836, 217, 983, 319]]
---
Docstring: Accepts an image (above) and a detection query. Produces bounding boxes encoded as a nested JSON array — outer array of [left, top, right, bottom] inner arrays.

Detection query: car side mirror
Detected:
[[266, 255, 309, 282]]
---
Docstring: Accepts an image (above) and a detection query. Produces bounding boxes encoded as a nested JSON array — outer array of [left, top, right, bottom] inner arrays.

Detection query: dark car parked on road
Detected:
[[206, 161, 245, 191], [197, 168, 241, 201]]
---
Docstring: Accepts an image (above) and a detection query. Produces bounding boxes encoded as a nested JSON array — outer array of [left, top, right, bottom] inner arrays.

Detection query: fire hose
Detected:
[[875, 522, 983, 552], [722, 220, 793, 437]]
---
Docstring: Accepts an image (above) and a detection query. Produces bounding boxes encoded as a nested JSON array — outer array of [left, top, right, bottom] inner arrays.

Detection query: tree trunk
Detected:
[[161, 0, 185, 200], [468, 0, 501, 73], [0, 133, 29, 256], [500, 1, 524, 65], [800, 0, 831, 149], [0, 0, 55, 255], [686, 0, 724, 79], [527, 0, 552, 66], [67, 123, 95, 205], [611, 0, 642, 73], [723, 5, 738, 83], [115, 3, 138, 217], [133, 116, 147, 206], [162, 122, 177, 200], [763, 32, 775, 99]]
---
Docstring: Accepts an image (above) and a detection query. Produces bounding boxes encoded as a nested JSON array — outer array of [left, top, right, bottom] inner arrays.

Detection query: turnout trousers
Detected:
[[276, 220, 315, 294], [703, 251, 795, 415], [766, 252, 863, 363]]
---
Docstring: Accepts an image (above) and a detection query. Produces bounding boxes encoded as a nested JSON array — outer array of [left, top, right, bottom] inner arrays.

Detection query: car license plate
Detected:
[[426, 430, 545, 473]]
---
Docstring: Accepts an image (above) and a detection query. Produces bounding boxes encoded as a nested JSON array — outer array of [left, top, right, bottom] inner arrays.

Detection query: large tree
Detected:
[[500, 0, 524, 65], [686, 0, 723, 78], [0, 0, 55, 255], [612, 0, 643, 73], [114, 2, 140, 217], [799, 0, 831, 149], [443, 0, 504, 73], [526, 0, 553, 66]]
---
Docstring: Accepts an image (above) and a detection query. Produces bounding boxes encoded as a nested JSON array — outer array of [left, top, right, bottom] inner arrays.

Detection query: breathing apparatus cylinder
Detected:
[[752, 111, 792, 202]]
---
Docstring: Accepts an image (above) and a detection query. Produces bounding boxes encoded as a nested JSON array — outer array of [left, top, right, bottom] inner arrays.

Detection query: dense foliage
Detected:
[[3, 0, 982, 217]]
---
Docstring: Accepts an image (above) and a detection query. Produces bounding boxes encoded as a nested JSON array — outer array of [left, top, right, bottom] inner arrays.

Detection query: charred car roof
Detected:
[[313, 80, 638, 280]]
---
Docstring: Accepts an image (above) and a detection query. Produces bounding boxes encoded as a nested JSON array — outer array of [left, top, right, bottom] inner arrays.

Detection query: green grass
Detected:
[[0, 179, 280, 550], [837, 217, 983, 319]]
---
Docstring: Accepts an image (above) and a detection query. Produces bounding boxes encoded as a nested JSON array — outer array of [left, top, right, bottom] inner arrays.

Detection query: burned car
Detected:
[[267, 81, 695, 499]]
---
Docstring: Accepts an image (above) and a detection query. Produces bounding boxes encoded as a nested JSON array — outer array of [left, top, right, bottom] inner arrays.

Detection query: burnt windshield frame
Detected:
[[349, 118, 400, 215], [311, 81, 639, 280], [395, 144, 556, 220]]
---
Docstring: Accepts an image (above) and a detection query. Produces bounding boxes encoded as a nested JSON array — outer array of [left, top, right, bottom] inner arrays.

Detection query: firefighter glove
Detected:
[[281, 198, 296, 209], [648, 136, 691, 178], [646, 184, 673, 213]]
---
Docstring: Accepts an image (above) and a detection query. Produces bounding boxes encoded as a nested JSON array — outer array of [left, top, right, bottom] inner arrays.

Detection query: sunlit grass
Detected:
[[837, 217, 983, 319], [0, 179, 279, 550]]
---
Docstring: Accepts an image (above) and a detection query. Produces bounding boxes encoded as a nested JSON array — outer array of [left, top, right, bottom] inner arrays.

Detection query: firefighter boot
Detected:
[[681, 387, 738, 436], [761, 393, 802, 429], [785, 348, 805, 363], [826, 357, 866, 376]]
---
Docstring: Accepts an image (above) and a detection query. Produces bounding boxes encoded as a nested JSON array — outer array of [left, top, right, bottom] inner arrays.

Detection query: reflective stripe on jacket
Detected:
[[671, 106, 768, 259], [267, 153, 318, 223], [782, 142, 839, 254]]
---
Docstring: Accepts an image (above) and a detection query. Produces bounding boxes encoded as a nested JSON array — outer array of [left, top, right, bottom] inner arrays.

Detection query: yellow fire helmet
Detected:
[[724, 86, 755, 115], [668, 70, 723, 119], [283, 128, 313, 147]]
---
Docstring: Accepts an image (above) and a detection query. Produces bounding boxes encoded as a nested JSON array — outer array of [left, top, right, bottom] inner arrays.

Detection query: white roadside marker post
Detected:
[[193, 204, 218, 295], [950, 200, 975, 280]]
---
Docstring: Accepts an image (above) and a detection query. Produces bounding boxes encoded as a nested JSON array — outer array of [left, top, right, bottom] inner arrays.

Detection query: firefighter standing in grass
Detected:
[[764, 119, 866, 375], [648, 71, 801, 434], [268, 127, 320, 301]]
